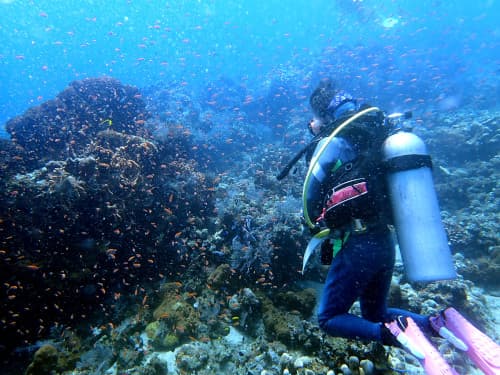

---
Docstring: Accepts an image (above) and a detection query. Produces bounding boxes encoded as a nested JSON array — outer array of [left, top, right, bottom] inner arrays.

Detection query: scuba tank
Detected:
[[382, 131, 456, 282]]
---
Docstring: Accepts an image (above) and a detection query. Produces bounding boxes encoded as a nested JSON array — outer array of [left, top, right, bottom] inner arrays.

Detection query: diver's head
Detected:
[[309, 78, 336, 123], [326, 90, 357, 120], [308, 117, 324, 135], [309, 80, 359, 135]]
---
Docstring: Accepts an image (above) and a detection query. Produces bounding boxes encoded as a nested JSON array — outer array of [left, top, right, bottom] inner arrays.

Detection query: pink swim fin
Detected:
[[442, 307, 500, 375], [403, 317, 458, 375], [386, 317, 457, 375]]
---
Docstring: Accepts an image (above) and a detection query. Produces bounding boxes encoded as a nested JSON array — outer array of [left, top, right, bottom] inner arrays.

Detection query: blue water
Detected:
[[1, 0, 498, 139]]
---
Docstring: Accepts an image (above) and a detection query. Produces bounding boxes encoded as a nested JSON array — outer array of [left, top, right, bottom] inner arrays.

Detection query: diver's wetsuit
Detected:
[[306, 135, 432, 343]]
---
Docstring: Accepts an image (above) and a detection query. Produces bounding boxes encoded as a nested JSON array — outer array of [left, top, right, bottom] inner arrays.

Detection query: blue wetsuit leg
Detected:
[[317, 229, 394, 341], [317, 229, 431, 342]]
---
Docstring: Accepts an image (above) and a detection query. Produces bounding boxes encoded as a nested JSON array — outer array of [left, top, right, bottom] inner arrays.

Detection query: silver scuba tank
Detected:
[[382, 131, 456, 282]]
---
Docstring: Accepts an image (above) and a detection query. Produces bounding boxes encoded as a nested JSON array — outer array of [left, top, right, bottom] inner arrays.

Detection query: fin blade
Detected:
[[443, 307, 500, 375], [404, 317, 458, 375]]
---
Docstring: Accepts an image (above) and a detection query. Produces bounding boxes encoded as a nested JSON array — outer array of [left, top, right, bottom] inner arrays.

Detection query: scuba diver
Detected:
[[277, 79, 500, 375]]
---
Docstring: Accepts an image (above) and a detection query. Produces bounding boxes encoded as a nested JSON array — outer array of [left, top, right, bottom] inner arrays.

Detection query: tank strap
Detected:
[[384, 154, 432, 172]]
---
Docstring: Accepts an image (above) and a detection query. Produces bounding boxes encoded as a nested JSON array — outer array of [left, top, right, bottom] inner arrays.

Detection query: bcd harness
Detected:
[[299, 106, 384, 273]]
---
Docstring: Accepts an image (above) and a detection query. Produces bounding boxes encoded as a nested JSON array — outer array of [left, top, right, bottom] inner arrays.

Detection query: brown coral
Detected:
[[25, 344, 59, 375]]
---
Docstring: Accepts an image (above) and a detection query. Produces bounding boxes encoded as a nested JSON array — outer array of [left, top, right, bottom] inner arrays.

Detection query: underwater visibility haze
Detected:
[[0, 1, 498, 374]]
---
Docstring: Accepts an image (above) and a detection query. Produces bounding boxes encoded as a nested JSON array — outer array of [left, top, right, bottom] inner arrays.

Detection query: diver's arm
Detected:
[[304, 138, 355, 223]]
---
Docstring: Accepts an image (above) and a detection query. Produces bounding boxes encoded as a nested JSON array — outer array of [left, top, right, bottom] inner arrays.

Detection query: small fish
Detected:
[[438, 165, 453, 176], [99, 119, 113, 127]]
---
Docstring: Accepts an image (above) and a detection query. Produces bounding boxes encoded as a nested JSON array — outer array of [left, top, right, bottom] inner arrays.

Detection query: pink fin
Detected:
[[404, 317, 458, 375], [443, 307, 500, 375]]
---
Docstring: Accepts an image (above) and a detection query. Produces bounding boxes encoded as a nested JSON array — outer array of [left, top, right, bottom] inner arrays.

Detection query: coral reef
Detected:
[[176, 342, 209, 372], [0, 75, 497, 375], [24, 345, 59, 375], [227, 288, 262, 335], [144, 82, 202, 127], [6, 77, 148, 168], [418, 110, 499, 289], [148, 282, 200, 350], [274, 289, 317, 318], [262, 292, 322, 352], [0, 78, 217, 358], [75, 342, 114, 374], [213, 171, 306, 287], [207, 263, 234, 289]]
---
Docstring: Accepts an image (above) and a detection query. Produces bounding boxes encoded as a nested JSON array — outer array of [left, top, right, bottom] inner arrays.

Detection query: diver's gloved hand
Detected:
[[429, 309, 468, 351], [381, 317, 426, 360]]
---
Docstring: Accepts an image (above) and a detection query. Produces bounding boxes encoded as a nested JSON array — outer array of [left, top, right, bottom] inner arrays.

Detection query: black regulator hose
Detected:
[[276, 143, 312, 180]]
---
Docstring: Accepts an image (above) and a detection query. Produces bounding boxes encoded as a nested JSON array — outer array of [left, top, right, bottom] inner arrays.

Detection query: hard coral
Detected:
[[207, 263, 233, 289], [25, 344, 59, 375], [274, 288, 317, 319], [261, 295, 321, 352], [6, 77, 148, 167], [175, 342, 209, 372], [148, 282, 199, 350]]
